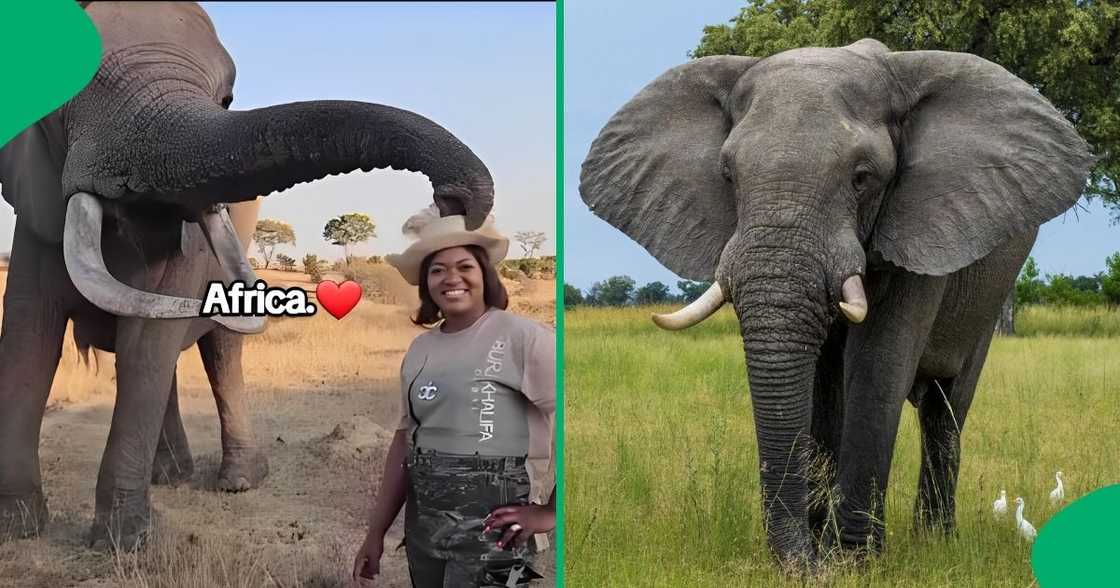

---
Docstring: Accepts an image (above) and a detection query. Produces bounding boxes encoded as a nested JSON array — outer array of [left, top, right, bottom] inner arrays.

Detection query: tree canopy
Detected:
[[514, 230, 548, 258], [253, 218, 296, 270], [588, 275, 636, 306], [693, 0, 1119, 219], [635, 281, 672, 305], [323, 213, 377, 262]]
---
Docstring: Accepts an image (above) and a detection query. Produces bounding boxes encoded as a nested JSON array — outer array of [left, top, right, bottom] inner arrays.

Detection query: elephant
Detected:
[[580, 39, 1092, 568], [0, 2, 493, 549]]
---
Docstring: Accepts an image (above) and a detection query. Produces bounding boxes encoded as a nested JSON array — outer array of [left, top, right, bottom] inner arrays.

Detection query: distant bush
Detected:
[[303, 254, 324, 283], [367, 255, 384, 264], [498, 257, 556, 280], [275, 253, 296, 271], [247, 257, 261, 269]]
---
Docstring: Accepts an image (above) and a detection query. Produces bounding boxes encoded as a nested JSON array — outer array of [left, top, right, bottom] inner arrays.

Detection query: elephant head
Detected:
[[0, 2, 493, 327], [580, 39, 1092, 565]]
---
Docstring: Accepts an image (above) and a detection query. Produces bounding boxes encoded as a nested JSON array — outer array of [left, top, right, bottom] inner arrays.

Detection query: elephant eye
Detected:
[[852, 168, 874, 193], [721, 163, 733, 183]]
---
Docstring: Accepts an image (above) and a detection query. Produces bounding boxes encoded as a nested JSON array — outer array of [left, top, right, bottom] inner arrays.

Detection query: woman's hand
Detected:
[[351, 534, 384, 586], [484, 504, 555, 549]]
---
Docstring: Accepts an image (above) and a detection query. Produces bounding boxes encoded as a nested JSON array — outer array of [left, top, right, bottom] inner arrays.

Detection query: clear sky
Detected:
[[0, 2, 556, 260], [564, 0, 1118, 292]]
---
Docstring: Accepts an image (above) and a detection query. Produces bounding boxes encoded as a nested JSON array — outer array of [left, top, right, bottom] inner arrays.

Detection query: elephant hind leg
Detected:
[[198, 328, 268, 492], [913, 332, 990, 533], [151, 374, 194, 485]]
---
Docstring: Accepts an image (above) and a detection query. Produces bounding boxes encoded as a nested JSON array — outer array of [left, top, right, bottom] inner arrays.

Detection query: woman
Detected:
[[353, 207, 555, 587]]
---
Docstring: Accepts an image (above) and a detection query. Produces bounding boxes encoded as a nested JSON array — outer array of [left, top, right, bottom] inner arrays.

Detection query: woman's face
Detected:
[[427, 246, 487, 319]]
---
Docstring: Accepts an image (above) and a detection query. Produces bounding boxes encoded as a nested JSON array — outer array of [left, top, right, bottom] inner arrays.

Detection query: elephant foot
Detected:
[[217, 449, 268, 492], [90, 488, 155, 552], [0, 491, 49, 541], [151, 447, 194, 486]]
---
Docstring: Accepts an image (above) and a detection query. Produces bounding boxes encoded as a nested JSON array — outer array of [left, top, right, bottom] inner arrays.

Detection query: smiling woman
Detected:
[[349, 206, 556, 587]]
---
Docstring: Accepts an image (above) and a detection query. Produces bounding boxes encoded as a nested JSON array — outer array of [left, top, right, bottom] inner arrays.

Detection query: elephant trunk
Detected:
[[63, 98, 494, 228], [729, 242, 831, 568]]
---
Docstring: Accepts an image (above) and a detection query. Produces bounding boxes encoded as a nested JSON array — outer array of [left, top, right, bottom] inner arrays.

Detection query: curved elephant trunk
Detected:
[[63, 99, 494, 229], [63, 193, 265, 334]]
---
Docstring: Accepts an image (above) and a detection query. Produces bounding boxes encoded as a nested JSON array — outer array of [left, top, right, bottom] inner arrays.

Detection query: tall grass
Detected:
[[1016, 305, 1120, 337], [565, 305, 1120, 586]]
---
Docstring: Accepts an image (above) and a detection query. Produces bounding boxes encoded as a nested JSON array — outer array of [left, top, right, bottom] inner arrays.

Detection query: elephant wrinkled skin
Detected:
[[580, 39, 1093, 568], [0, 2, 494, 550]]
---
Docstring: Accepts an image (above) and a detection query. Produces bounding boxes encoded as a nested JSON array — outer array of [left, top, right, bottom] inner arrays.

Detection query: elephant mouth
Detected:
[[62, 192, 266, 334]]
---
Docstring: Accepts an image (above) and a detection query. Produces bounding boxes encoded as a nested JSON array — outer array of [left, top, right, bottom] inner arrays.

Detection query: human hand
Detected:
[[484, 504, 555, 549], [351, 534, 384, 586]]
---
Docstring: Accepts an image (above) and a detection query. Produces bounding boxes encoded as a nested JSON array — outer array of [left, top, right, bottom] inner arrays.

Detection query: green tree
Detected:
[[1016, 257, 1044, 306], [693, 0, 1120, 218], [564, 283, 586, 306], [253, 219, 296, 270], [677, 280, 713, 303], [274, 253, 296, 271], [302, 253, 323, 283], [1043, 273, 1104, 306], [588, 275, 636, 306], [323, 213, 377, 264], [1102, 252, 1120, 305], [635, 281, 672, 305]]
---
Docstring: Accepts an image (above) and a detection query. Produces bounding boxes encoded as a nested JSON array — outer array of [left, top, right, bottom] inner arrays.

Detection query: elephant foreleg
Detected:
[[835, 272, 947, 552], [0, 224, 70, 541], [91, 316, 191, 550], [198, 328, 268, 492], [808, 324, 845, 541], [913, 331, 989, 533], [151, 374, 194, 485]]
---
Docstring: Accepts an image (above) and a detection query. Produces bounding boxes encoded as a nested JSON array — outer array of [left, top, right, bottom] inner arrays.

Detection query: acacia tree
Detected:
[[693, 0, 1119, 219], [514, 230, 548, 258], [253, 219, 296, 270], [323, 213, 377, 264]]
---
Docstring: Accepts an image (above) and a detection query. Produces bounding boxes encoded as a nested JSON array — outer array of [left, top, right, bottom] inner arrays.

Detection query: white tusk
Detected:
[[63, 193, 265, 334], [839, 274, 868, 324], [651, 282, 726, 330]]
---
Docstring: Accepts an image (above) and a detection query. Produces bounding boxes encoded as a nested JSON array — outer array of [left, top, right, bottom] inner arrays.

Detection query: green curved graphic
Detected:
[[0, 0, 101, 148], [1033, 483, 1120, 586]]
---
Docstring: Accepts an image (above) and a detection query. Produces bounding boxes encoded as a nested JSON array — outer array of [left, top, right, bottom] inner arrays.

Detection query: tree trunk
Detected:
[[994, 289, 1015, 336]]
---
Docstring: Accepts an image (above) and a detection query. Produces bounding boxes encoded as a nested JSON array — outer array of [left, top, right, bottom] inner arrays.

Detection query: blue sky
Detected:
[[0, 2, 556, 260], [564, 0, 1118, 292]]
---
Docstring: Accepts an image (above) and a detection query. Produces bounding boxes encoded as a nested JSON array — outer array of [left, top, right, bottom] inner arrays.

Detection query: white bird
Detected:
[[1049, 471, 1065, 506], [1015, 497, 1037, 542], [993, 489, 1008, 517]]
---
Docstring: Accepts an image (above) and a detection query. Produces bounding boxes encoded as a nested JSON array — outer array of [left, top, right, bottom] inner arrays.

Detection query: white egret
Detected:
[[1015, 497, 1037, 542], [993, 489, 1008, 517], [1049, 471, 1064, 506]]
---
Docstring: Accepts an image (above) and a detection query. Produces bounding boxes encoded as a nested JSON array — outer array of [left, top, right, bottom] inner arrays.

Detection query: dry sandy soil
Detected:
[[0, 267, 556, 588]]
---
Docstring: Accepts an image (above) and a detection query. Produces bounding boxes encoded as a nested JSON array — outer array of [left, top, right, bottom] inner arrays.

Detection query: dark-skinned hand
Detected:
[[484, 504, 555, 549]]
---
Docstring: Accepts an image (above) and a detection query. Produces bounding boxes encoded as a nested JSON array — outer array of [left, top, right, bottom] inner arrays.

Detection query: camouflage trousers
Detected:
[[405, 447, 541, 588]]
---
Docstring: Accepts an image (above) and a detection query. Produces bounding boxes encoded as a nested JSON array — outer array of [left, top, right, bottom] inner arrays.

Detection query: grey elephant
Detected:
[[580, 39, 1092, 567], [0, 2, 493, 548]]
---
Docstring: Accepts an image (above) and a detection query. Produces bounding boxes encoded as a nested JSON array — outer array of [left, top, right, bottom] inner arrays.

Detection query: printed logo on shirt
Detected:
[[417, 381, 438, 401], [471, 336, 509, 443]]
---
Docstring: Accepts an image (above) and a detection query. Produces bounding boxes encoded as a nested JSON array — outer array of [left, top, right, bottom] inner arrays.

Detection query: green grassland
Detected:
[[565, 305, 1120, 586]]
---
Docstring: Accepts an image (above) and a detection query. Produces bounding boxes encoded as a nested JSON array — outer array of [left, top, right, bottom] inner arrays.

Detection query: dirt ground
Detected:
[[0, 267, 556, 587]]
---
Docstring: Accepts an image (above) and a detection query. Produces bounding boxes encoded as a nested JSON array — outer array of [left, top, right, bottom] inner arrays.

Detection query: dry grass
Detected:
[[0, 269, 555, 588]]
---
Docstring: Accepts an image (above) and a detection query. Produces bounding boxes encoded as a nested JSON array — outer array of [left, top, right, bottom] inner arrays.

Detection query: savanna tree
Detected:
[[514, 230, 548, 258], [253, 218, 296, 270], [323, 213, 377, 264]]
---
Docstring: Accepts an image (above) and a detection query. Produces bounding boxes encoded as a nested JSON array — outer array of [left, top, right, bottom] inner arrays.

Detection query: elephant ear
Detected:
[[580, 56, 759, 281], [873, 51, 1094, 276], [0, 120, 67, 244]]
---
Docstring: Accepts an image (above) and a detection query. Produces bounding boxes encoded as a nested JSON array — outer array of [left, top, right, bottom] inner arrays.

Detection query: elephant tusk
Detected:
[[63, 193, 265, 334], [839, 274, 868, 324], [651, 282, 726, 330], [200, 208, 267, 334]]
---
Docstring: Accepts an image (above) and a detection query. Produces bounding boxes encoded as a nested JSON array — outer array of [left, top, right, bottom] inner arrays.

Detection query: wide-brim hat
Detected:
[[386, 206, 509, 285]]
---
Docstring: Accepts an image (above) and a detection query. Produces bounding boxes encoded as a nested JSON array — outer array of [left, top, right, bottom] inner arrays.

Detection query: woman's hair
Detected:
[[412, 244, 509, 327]]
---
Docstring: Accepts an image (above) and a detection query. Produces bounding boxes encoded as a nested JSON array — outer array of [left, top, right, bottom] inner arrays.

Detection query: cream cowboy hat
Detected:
[[386, 205, 509, 285]]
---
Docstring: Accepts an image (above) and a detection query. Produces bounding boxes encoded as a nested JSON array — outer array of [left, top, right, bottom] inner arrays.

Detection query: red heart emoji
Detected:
[[315, 280, 362, 320]]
